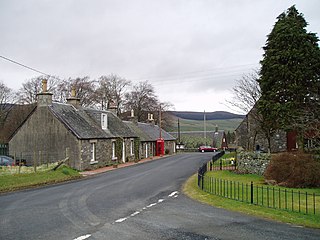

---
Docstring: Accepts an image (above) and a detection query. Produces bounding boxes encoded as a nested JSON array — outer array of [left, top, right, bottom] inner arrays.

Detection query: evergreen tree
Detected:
[[258, 6, 320, 146]]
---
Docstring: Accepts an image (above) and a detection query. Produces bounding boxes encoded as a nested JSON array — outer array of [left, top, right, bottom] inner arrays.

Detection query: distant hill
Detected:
[[169, 111, 245, 121]]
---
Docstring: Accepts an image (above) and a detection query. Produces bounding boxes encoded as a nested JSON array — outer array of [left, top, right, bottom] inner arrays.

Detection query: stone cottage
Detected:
[[9, 80, 138, 170], [235, 106, 294, 153], [125, 114, 176, 159]]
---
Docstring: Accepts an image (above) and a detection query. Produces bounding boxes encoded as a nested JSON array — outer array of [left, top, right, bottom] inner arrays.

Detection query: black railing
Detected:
[[198, 151, 225, 188], [197, 152, 320, 215], [199, 176, 320, 215]]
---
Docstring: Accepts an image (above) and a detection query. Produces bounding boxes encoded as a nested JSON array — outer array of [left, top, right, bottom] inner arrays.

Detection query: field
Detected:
[[168, 118, 243, 133]]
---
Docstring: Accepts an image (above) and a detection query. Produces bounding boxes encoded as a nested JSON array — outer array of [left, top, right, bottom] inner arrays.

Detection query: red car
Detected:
[[198, 146, 218, 152]]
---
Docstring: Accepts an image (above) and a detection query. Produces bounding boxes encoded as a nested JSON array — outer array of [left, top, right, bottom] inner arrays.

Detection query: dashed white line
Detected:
[[130, 211, 140, 217], [168, 191, 179, 197], [113, 191, 179, 224], [73, 234, 91, 240], [115, 217, 128, 223], [147, 203, 157, 208]]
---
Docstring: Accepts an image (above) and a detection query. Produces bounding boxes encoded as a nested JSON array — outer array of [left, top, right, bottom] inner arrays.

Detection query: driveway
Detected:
[[0, 153, 319, 240]]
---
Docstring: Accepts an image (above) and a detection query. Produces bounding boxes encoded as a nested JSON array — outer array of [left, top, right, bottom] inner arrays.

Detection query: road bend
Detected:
[[0, 153, 319, 240]]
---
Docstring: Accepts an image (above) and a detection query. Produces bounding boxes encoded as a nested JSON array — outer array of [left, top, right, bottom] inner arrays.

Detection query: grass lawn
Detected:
[[0, 165, 82, 193], [183, 172, 320, 228]]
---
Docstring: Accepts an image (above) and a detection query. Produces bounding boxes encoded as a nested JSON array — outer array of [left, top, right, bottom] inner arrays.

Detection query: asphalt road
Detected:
[[1, 153, 320, 240]]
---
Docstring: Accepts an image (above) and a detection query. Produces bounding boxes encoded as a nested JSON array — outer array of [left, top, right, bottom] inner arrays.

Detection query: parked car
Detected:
[[0, 155, 15, 166], [198, 146, 218, 152]]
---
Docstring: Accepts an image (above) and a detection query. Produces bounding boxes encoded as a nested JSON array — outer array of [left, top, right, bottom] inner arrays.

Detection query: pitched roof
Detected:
[[49, 103, 112, 139], [85, 109, 137, 138], [125, 121, 176, 142]]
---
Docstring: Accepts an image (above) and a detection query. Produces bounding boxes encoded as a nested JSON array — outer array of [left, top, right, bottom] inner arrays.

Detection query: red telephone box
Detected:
[[156, 138, 165, 156]]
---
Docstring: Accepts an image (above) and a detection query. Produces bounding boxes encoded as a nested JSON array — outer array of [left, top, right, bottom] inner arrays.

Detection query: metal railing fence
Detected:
[[198, 175, 320, 215]]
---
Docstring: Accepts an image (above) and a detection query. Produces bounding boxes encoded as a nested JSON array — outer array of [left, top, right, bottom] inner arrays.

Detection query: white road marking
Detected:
[[168, 191, 179, 197], [114, 193, 179, 224], [130, 211, 140, 217], [73, 234, 91, 240], [147, 203, 157, 208], [115, 217, 128, 223]]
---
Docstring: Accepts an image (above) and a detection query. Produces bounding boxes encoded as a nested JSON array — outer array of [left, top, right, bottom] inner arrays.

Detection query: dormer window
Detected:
[[101, 113, 108, 130]]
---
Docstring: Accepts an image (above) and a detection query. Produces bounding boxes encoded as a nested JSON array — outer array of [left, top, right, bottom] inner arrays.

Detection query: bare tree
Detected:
[[228, 70, 261, 113], [57, 76, 97, 108], [124, 81, 160, 122], [17, 75, 62, 104], [0, 81, 15, 126], [96, 74, 131, 115]]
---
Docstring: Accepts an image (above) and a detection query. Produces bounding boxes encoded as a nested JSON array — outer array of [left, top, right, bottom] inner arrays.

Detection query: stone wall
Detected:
[[9, 106, 81, 169], [237, 152, 271, 175]]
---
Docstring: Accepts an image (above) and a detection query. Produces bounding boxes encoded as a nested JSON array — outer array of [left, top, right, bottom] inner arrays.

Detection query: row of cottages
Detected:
[[235, 106, 296, 153], [125, 115, 176, 158], [9, 80, 176, 170]]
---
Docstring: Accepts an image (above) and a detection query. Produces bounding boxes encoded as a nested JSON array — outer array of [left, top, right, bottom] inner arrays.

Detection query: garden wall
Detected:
[[237, 152, 271, 175]]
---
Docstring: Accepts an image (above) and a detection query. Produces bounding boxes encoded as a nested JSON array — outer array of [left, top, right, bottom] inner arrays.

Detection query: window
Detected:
[[90, 142, 98, 164], [112, 141, 117, 160], [130, 139, 134, 156], [101, 113, 108, 130]]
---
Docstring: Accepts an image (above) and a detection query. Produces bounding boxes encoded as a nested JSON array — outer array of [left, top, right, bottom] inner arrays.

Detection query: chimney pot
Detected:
[[42, 79, 48, 93]]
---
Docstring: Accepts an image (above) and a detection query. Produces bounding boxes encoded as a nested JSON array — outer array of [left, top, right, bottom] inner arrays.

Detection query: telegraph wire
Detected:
[[0, 54, 258, 86], [0, 55, 51, 78]]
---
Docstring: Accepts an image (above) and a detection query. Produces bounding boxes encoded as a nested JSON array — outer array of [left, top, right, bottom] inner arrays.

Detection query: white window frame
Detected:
[[101, 113, 108, 130], [130, 139, 134, 156], [112, 140, 117, 160], [90, 141, 98, 164]]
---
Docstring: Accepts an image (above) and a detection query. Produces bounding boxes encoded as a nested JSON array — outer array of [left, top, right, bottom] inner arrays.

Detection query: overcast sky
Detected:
[[1, 0, 319, 113]]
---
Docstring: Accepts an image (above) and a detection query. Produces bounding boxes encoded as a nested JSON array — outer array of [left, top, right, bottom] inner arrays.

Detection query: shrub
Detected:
[[264, 152, 320, 188]]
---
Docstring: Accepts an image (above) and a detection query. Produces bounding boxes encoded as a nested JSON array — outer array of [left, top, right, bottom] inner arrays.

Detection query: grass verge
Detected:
[[183, 174, 320, 228], [0, 165, 82, 193]]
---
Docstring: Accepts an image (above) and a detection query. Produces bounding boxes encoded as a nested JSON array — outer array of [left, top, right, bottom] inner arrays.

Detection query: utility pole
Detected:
[[204, 110, 207, 145], [178, 118, 181, 144], [159, 105, 162, 139]]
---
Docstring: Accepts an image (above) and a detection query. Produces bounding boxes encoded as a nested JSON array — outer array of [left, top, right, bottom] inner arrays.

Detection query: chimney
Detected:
[[37, 79, 53, 107], [130, 109, 138, 124], [66, 86, 81, 108], [147, 113, 155, 125], [108, 100, 117, 115]]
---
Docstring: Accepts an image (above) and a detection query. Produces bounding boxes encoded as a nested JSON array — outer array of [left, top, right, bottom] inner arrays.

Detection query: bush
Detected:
[[264, 152, 320, 188]]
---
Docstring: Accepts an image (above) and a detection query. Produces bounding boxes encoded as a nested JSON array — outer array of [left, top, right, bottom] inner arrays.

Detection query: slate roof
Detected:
[[49, 103, 111, 139], [85, 109, 137, 138], [125, 121, 176, 142]]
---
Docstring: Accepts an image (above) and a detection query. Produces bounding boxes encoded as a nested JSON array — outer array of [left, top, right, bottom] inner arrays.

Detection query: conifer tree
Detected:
[[258, 5, 320, 147]]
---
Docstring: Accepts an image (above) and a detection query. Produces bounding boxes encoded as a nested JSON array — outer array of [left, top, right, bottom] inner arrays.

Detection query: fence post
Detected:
[[201, 175, 204, 190], [250, 181, 254, 204], [33, 151, 37, 173], [210, 161, 212, 171], [220, 159, 222, 170], [66, 147, 70, 166]]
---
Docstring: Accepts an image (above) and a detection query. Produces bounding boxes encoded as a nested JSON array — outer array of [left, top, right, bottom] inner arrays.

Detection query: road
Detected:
[[1, 153, 320, 240]]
